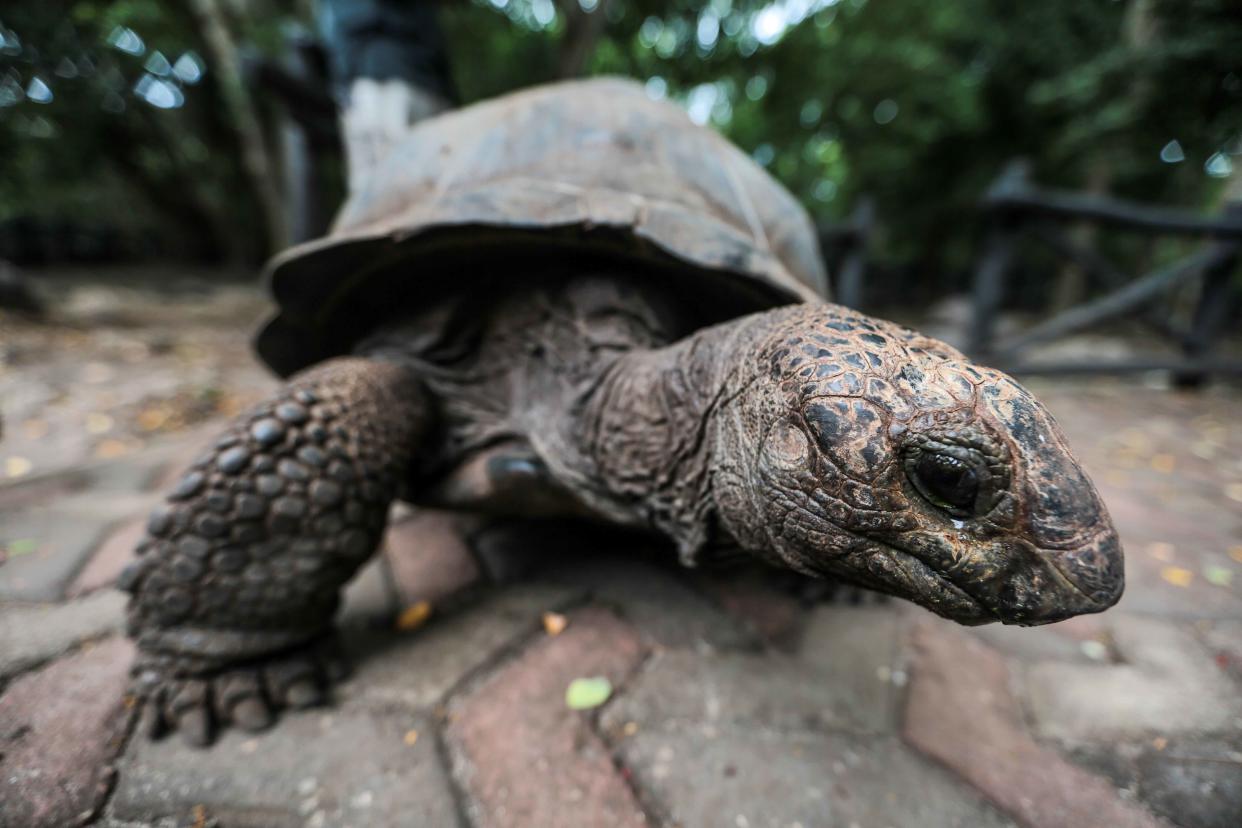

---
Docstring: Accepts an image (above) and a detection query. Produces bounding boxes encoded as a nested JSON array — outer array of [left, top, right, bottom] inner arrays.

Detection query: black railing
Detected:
[[968, 160, 1242, 384], [819, 196, 875, 310]]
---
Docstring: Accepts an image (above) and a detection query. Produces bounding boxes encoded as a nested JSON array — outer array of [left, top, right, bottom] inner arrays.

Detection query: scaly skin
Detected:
[[126, 279, 1123, 746], [123, 358, 428, 745]]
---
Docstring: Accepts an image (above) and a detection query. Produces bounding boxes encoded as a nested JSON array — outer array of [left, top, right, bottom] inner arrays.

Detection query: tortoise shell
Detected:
[[257, 77, 828, 376]]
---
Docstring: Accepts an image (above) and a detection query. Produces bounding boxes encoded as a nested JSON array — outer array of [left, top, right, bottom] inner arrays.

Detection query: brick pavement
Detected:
[[2, 355, 1241, 827]]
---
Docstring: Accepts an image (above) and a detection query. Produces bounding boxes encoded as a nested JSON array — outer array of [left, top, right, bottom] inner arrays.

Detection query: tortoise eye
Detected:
[[909, 453, 979, 515]]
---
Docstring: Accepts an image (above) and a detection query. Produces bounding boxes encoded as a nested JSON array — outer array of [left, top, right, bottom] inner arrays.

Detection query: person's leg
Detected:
[[316, 0, 456, 193]]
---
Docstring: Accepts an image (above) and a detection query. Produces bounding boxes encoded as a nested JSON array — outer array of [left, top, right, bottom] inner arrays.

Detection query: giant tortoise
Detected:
[[122, 78, 1125, 745]]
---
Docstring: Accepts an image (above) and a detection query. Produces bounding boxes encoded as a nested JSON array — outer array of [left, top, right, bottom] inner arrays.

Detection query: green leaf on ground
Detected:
[[566, 677, 612, 710], [1204, 566, 1233, 587], [5, 538, 38, 557]]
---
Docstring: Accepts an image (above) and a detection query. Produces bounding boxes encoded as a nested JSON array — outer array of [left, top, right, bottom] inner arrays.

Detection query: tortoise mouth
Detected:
[[858, 540, 997, 625], [876, 534, 1123, 627]]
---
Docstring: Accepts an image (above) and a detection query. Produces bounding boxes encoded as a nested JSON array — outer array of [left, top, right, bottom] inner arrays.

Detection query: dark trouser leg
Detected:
[[122, 357, 430, 745]]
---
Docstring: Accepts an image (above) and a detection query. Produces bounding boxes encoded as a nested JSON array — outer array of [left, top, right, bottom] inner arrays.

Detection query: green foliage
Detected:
[[2, 0, 1238, 284]]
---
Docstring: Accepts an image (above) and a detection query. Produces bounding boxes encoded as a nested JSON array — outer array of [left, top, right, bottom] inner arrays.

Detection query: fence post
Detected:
[[1173, 201, 1242, 388], [968, 161, 1030, 358], [835, 197, 874, 310]]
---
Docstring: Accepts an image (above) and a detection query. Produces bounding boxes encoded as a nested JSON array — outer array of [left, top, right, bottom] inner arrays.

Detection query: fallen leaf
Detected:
[[1152, 737, 1168, 751], [1204, 566, 1233, 588], [1080, 640, 1109, 661], [566, 676, 613, 710], [6, 538, 38, 557], [1147, 542, 1176, 562], [1226, 483, 1242, 504], [1150, 453, 1176, 474], [395, 601, 433, 632], [1160, 566, 1194, 588], [216, 393, 244, 418], [542, 611, 568, 636], [85, 412, 114, 435], [1119, 428, 1151, 452], [4, 456, 32, 477], [622, 721, 639, 737], [1230, 546, 1242, 565], [137, 407, 169, 431], [404, 729, 419, 746], [94, 439, 130, 459]]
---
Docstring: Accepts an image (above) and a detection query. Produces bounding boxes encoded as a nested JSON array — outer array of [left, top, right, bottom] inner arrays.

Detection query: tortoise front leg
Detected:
[[122, 358, 430, 745]]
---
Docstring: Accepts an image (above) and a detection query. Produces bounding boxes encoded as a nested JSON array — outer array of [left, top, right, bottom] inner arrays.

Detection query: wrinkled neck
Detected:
[[573, 315, 761, 563]]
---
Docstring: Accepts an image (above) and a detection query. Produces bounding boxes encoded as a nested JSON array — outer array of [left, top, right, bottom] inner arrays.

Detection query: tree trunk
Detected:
[[182, 0, 289, 252], [556, 0, 611, 79]]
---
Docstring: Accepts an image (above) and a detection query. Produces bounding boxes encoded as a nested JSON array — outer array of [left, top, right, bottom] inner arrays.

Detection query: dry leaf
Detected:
[[85, 412, 114, 435], [1146, 542, 1176, 562], [95, 439, 130, 459], [1150, 453, 1176, 474], [4, 456, 32, 478], [542, 611, 568, 636], [137, 407, 170, 431], [1160, 566, 1194, 588], [395, 601, 433, 632]]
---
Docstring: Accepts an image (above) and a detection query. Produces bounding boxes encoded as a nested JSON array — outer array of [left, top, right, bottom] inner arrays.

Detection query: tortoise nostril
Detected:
[[1052, 532, 1125, 608]]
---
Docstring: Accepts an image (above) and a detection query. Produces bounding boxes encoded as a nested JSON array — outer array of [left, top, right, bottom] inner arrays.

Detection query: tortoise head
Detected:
[[712, 304, 1124, 625]]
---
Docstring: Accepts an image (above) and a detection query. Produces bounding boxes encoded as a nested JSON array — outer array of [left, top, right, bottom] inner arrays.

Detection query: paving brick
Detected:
[[1023, 614, 1242, 741], [0, 470, 88, 511], [42, 490, 161, 522], [616, 729, 1014, 828], [68, 515, 147, 598], [0, 589, 127, 679], [903, 620, 1172, 828], [1069, 738, 1242, 828], [447, 606, 648, 828], [110, 708, 460, 828], [542, 555, 755, 651], [796, 605, 905, 727], [1195, 618, 1242, 685], [970, 617, 1108, 664], [1132, 738, 1242, 828], [0, 637, 136, 828], [85, 449, 181, 492], [692, 570, 805, 646], [339, 582, 582, 711], [384, 511, 481, 606], [338, 555, 399, 628], [603, 605, 903, 737], [1102, 488, 1242, 620], [0, 509, 113, 601]]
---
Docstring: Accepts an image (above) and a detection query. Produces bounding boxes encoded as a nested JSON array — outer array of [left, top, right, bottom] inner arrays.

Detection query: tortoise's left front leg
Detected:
[[122, 358, 431, 745]]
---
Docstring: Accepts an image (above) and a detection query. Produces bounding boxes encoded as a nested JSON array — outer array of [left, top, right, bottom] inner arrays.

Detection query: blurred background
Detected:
[[3, 0, 1241, 476], [1, 0, 1239, 277]]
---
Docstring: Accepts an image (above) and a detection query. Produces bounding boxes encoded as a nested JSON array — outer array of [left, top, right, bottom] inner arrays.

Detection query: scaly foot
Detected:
[[131, 636, 348, 746]]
